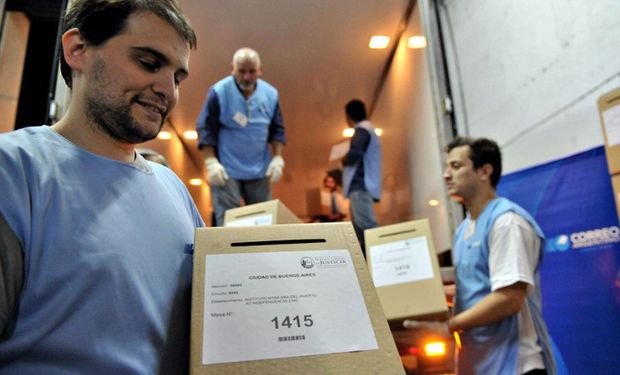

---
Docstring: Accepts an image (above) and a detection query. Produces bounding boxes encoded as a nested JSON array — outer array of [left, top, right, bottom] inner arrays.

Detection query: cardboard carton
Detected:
[[223, 199, 301, 226], [612, 173, 620, 222], [365, 219, 448, 327], [598, 87, 620, 174], [191, 223, 404, 374]]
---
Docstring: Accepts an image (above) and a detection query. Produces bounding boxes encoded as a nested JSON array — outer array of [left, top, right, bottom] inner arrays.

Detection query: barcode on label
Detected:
[[278, 335, 306, 342]]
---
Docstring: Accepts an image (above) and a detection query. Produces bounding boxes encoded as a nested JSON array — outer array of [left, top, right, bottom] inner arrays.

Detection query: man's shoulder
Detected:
[[257, 79, 278, 95], [211, 76, 235, 91], [0, 126, 50, 156]]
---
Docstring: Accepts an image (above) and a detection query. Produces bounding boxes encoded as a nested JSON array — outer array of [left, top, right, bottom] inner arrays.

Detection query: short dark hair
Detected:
[[446, 136, 502, 187], [60, 0, 197, 88], [345, 99, 367, 122]]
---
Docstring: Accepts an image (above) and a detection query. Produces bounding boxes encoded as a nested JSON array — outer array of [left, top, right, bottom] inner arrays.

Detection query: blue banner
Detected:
[[498, 146, 620, 375]]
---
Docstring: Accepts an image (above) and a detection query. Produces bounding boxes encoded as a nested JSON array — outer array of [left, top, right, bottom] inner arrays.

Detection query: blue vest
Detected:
[[213, 76, 279, 179], [454, 197, 556, 375], [0, 126, 204, 374], [343, 121, 382, 200]]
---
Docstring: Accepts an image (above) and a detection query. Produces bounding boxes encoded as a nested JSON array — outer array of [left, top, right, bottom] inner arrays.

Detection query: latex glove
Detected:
[[266, 155, 285, 183], [402, 320, 451, 338], [204, 157, 228, 186]]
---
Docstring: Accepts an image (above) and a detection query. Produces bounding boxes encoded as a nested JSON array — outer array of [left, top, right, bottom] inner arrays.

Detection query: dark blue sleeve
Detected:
[[196, 88, 220, 149], [267, 102, 287, 144], [343, 127, 370, 165]]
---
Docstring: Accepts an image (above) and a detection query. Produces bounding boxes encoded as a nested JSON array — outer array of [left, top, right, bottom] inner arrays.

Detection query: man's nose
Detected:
[[153, 73, 176, 106]]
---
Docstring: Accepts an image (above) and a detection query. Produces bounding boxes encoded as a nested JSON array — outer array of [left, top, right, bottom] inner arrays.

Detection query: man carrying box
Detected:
[[406, 137, 556, 375]]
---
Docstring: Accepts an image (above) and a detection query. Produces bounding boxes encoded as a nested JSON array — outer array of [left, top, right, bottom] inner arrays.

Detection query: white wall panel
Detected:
[[440, 0, 620, 172]]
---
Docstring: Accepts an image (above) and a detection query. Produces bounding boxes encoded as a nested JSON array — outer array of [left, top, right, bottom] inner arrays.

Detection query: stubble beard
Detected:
[[86, 57, 165, 144]]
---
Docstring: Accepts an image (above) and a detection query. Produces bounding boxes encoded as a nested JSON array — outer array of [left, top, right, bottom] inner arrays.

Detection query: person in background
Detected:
[[309, 174, 347, 222], [341, 99, 382, 254], [196, 47, 287, 226], [406, 137, 556, 375], [137, 148, 170, 167], [322, 174, 347, 221], [0, 1, 202, 373]]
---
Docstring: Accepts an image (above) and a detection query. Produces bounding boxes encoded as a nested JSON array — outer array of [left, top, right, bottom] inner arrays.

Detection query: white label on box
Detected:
[[202, 250, 378, 364], [603, 105, 620, 147], [369, 236, 434, 288], [225, 213, 273, 227]]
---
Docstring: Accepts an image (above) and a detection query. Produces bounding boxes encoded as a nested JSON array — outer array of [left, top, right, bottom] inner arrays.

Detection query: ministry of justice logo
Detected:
[[300, 257, 314, 269]]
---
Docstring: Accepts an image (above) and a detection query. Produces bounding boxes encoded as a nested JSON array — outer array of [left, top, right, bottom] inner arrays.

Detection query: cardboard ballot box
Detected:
[[223, 199, 302, 226], [365, 219, 448, 326], [191, 223, 404, 375], [612, 174, 620, 221], [598, 87, 620, 174]]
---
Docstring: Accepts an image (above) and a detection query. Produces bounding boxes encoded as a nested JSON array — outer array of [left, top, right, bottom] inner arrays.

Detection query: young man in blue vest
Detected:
[[196, 48, 287, 226], [341, 99, 382, 254], [413, 137, 556, 374], [0, 1, 202, 373]]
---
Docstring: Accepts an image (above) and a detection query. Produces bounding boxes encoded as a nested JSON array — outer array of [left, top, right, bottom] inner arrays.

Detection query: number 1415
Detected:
[[271, 315, 313, 329]]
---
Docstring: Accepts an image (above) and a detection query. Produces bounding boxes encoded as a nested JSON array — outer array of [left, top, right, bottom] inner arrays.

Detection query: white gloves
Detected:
[[204, 157, 228, 186], [266, 155, 285, 183]]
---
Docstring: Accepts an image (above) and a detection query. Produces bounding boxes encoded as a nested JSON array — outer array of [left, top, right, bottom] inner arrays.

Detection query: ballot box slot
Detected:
[[230, 239, 327, 247], [378, 229, 417, 238], [233, 210, 267, 219]]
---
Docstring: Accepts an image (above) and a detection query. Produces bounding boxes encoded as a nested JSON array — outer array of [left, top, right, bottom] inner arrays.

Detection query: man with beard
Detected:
[[196, 48, 287, 226], [0, 1, 202, 373]]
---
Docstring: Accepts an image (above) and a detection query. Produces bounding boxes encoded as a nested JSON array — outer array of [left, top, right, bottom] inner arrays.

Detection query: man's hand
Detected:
[[402, 320, 451, 338], [204, 157, 228, 186], [266, 155, 285, 183]]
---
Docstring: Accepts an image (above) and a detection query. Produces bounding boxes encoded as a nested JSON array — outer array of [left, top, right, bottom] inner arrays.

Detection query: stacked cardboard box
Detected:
[[365, 219, 448, 327], [224, 199, 301, 226], [598, 87, 620, 221]]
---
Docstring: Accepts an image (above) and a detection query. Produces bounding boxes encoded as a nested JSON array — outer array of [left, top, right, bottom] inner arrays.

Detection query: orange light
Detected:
[[183, 130, 198, 140], [408, 36, 427, 49], [424, 341, 446, 357], [369, 35, 390, 49], [157, 131, 172, 140]]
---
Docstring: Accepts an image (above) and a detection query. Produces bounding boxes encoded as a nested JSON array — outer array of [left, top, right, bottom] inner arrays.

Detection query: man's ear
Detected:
[[478, 163, 494, 182], [62, 28, 88, 72]]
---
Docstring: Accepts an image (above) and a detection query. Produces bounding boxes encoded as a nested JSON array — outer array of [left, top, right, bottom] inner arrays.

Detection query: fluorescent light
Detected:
[[183, 130, 198, 140], [408, 36, 427, 49], [342, 128, 355, 138], [189, 178, 203, 186], [369, 35, 390, 49], [157, 131, 172, 140]]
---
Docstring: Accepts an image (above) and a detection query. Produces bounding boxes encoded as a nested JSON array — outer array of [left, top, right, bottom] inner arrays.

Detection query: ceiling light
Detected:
[[183, 130, 198, 140], [157, 131, 172, 140], [374, 128, 383, 136], [428, 199, 440, 206], [369, 35, 390, 49], [342, 128, 355, 138], [408, 36, 427, 49], [189, 178, 203, 186]]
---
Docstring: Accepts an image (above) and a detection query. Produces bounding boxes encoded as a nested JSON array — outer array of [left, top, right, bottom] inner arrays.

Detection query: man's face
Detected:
[[443, 145, 482, 203], [84, 11, 190, 144], [232, 59, 261, 93]]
